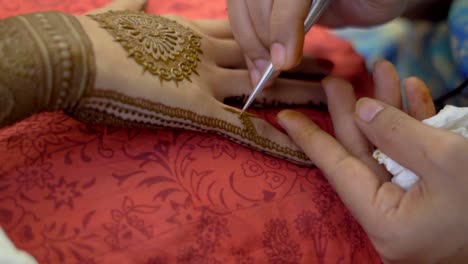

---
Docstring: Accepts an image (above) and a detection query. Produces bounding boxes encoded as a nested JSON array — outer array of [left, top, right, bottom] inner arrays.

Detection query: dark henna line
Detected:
[[0, 12, 95, 127], [71, 90, 313, 166], [223, 95, 328, 111], [87, 10, 202, 85], [222, 106, 260, 119]]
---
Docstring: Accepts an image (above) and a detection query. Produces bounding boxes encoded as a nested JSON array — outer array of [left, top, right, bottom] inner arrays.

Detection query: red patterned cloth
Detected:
[[0, 1, 381, 263]]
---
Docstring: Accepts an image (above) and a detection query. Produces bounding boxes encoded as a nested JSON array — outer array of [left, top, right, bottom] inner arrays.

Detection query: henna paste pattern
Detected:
[[0, 11, 95, 127], [88, 10, 202, 84], [72, 89, 312, 165], [0, 10, 310, 166]]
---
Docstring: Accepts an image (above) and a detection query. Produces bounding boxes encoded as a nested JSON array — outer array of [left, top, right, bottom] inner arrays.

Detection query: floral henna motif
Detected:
[[88, 10, 202, 83], [68, 10, 313, 166]]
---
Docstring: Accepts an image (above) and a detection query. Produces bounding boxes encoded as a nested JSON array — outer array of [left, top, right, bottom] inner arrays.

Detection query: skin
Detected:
[[68, 0, 333, 165], [6, 1, 466, 261], [83, 3, 468, 262], [91, 2, 468, 263], [81, 0, 329, 110], [226, 0, 419, 84], [277, 61, 468, 263]]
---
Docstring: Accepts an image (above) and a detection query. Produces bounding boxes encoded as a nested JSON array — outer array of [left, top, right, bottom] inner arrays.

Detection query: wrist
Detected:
[[0, 11, 95, 127]]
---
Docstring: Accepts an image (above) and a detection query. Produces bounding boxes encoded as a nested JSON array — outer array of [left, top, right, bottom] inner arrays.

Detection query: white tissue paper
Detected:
[[0, 228, 38, 264], [373, 105, 468, 191]]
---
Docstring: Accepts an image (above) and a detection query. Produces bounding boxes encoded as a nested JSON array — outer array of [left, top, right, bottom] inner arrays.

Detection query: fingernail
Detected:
[[250, 68, 260, 86], [254, 59, 269, 74], [277, 110, 318, 135], [356, 99, 384, 122], [271, 43, 286, 70], [276, 110, 291, 129]]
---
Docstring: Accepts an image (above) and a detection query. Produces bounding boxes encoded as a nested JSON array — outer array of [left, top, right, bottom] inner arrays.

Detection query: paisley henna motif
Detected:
[[87, 10, 202, 84]]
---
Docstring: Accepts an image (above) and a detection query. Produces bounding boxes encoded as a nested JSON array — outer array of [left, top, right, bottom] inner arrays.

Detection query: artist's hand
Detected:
[[277, 61, 468, 263], [226, 0, 409, 84], [70, 0, 329, 165]]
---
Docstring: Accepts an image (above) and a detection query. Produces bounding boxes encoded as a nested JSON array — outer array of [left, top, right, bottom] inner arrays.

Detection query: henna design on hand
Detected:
[[0, 10, 314, 166], [87, 10, 202, 84], [73, 89, 311, 165], [0, 12, 95, 127]]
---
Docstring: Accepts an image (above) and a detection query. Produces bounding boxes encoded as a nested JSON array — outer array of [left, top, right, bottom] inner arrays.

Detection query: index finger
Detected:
[[226, 0, 270, 61], [270, 0, 311, 69], [277, 110, 380, 221]]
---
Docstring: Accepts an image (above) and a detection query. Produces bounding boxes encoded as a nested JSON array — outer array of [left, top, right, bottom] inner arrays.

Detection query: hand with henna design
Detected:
[[0, 0, 332, 165], [226, 0, 425, 85]]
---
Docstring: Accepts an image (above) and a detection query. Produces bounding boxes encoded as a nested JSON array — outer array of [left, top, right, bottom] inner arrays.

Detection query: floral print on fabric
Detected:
[[0, 0, 381, 263]]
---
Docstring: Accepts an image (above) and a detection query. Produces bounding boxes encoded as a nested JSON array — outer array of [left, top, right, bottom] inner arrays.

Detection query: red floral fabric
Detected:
[[0, 1, 381, 263]]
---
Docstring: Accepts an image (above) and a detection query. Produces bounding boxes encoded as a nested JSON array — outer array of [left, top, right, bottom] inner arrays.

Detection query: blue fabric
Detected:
[[333, 0, 468, 106]]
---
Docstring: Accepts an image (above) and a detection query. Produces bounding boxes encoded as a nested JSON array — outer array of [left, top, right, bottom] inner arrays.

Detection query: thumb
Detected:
[[269, 0, 311, 70], [354, 98, 447, 181]]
